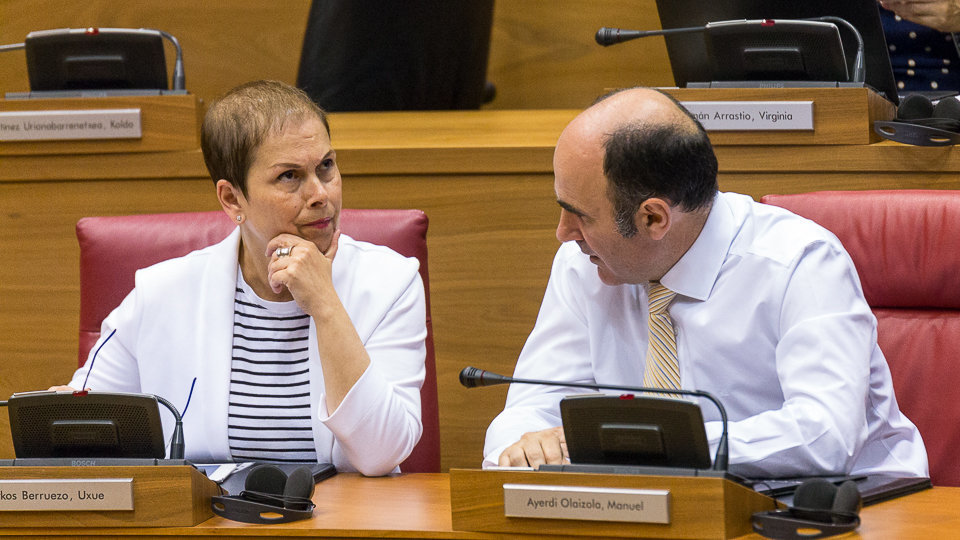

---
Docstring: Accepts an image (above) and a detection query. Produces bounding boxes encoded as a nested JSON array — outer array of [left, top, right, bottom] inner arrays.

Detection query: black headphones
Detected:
[[875, 93, 960, 146], [211, 464, 316, 524], [751, 478, 862, 539]]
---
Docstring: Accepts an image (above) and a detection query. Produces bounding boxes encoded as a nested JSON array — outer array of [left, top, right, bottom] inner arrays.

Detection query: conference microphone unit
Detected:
[[3, 27, 187, 94], [459, 366, 729, 471], [3, 389, 190, 461], [596, 17, 865, 84], [2, 329, 196, 461]]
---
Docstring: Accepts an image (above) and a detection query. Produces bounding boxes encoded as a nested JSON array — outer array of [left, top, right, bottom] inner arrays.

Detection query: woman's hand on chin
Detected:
[[265, 230, 342, 315]]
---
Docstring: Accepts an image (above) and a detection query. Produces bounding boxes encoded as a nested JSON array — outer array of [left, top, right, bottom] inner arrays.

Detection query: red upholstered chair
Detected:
[[76, 209, 440, 473], [760, 190, 960, 486]]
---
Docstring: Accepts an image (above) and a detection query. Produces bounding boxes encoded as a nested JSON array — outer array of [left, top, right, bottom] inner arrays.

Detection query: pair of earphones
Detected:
[[211, 464, 316, 524], [875, 93, 960, 145], [751, 478, 862, 539]]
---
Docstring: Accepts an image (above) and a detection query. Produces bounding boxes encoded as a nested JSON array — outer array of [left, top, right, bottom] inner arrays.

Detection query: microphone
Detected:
[[596, 17, 865, 84], [2, 28, 186, 91], [595, 24, 705, 46], [815, 16, 865, 83], [460, 366, 729, 471], [151, 394, 186, 459], [154, 29, 185, 91]]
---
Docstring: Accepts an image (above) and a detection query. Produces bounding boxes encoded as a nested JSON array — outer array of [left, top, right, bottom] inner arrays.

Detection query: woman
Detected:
[[879, 2, 960, 91], [57, 80, 427, 475]]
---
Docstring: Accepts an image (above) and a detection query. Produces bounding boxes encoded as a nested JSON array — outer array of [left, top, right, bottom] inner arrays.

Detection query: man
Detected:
[[483, 88, 928, 479]]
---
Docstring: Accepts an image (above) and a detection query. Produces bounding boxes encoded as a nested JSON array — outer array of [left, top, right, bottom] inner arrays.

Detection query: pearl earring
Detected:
[[236, 215, 243, 223]]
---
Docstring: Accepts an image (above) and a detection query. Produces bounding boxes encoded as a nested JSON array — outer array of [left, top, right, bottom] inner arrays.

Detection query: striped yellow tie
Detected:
[[643, 282, 680, 390]]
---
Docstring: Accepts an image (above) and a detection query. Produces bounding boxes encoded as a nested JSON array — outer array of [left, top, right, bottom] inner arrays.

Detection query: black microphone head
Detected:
[[933, 97, 960, 120], [459, 366, 511, 387], [459, 366, 483, 388], [594, 27, 645, 46], [595, 27, 617, 46], [897, 94, 934, 120]]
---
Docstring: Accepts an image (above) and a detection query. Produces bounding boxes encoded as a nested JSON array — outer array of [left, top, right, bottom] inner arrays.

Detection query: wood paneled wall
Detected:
[[0, 1, 311, 108], [0, 0, 671, 110], [486, 0, 673, 108]]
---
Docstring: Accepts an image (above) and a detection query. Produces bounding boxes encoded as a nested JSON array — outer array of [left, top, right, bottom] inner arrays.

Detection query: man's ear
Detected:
[[635, 198, 672, 241], [216, 179, 245, 222]]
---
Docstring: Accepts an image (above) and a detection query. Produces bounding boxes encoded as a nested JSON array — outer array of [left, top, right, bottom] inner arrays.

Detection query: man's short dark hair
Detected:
[[600, 90, 719, 237]]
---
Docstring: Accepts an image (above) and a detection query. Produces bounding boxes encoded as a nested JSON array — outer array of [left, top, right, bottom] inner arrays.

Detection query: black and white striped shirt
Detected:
[[227, 271, 318, 463]]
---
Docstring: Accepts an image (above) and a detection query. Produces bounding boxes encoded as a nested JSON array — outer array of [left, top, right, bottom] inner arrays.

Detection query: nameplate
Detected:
[[680, 101, 814, 131], [0, 478, 134, 511], [0, 109, 142, 141], [502, 483, 670, 524]]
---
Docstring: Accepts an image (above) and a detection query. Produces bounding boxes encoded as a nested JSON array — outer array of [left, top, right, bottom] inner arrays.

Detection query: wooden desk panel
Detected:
[[851, 487, 960, 538], [0, 95, 200, 156], [0, 473, 953, 539], [2, 110, 959, 473], [0, 474, 487, 539], [663, 87, 895, 145]]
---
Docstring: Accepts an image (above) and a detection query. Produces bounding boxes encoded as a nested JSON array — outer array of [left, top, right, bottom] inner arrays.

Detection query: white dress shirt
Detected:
[[484, 192, 928, 478], [69, 228, 427, 476]]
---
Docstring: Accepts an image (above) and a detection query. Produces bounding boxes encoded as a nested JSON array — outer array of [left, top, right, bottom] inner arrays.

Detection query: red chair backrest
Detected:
[[76, 209, 440, 472], [761, 190, 960, 486]]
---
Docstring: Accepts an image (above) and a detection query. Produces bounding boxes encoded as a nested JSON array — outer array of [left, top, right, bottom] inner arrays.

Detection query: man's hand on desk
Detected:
[[498, 426, 569, 467], [47, 385, 80, 391]]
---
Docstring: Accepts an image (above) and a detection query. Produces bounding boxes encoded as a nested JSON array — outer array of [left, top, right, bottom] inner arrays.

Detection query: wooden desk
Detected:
[[0, 473, 954, 539], [3, 108, 960, 472]]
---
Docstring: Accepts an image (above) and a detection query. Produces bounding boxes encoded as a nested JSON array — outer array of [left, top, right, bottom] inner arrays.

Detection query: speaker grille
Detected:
[[9, 393, 166, 458]]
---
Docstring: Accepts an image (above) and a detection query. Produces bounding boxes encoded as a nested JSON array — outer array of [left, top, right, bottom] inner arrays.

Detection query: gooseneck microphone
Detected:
[[815, 16, 865, 83], [595, 25, 706, 46], [155, 29, 185, 91], [154, 394, 186, 460], [596, 17, 865, 84], [460, 366, 729, 471]]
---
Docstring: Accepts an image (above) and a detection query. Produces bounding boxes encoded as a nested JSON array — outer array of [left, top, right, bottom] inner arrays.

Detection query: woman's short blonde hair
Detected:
[[201, 80, 329, 195]]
